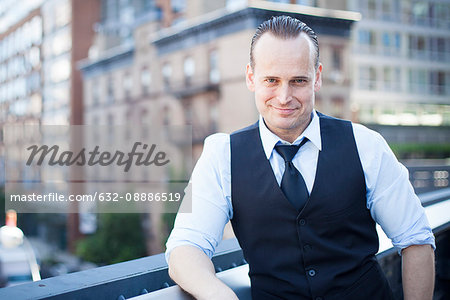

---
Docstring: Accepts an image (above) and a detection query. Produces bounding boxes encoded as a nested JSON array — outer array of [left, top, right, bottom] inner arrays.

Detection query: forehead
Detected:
[[252, 32, 315, 74]]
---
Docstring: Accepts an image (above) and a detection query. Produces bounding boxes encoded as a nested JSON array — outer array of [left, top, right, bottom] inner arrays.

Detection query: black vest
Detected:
[[230, 114, 394, 300]]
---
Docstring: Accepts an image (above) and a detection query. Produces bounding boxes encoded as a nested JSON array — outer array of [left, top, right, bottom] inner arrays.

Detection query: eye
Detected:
[[265, 78, 277, 83], [293, 78, 306, 84]]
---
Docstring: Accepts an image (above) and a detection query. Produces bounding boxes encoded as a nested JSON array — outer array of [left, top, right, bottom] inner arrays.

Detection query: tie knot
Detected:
[[275, 138, 308, 163], [275, 145, 300, 163]]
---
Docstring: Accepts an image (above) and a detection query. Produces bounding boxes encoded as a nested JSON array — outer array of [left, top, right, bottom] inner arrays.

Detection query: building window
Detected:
[[383, 67, 392, 91], [359, 66, 377, 90], [401, 0, 412, 24], [107, 114, 114, 144], [381, 0, 393, 20], [358, 29, 376, 53], [123, 72, 132, 100], [409, 35, 428, 59], [331, 97, 344, 118], [140, 109, 149, 138], [92, 80, 100, 106], [209, 49, 220, 84], [394, 33, 401, 50], [210, 101, 218, 131], [54, 0, 71, 28], [409, 69, 427, 94], [51, 27, 72, 57], [183, 102, 192, 125], [49, 57, 70, 83], [107, 114, 114, 125], [183, 56, 195, 86], [125, 110, 132, 139], [382, 67, 400, 92], [331, 47, 342, 71], [140, 67, 151, 95], [367, 0, 377, 19], [28, 46, 41, 69], [107, 76, 114, 103], [162, 106, 169, 126], [431, 37, 446, 61], [382, 32, 401, 56], [411, 1, 429, 26], [429, 71, 446, 95], [162, 62, 172, 88], [434, 2, 450, 29], [417, 36, 426, 52]]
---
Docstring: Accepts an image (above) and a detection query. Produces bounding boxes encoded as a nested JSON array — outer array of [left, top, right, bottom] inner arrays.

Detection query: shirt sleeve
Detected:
[[165, 133, 233, 263], [353, 123, 436, 254]]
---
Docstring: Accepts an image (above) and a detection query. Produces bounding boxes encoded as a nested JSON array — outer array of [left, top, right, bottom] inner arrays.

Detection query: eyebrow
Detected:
[[262, 76, 310, 80]]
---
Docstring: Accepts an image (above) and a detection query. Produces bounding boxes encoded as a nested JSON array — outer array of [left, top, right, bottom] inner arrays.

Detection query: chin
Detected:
[[274, 121, 298, 131]]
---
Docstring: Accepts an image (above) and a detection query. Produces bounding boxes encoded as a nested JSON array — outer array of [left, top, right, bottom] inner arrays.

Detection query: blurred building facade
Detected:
[[0, 1, 44, 186], [0, 0, 100, 126], [266, 0, 450, 139], [348, 0, 450, 129], [0, 0, 100, 251], [80, 0, 359, 158]]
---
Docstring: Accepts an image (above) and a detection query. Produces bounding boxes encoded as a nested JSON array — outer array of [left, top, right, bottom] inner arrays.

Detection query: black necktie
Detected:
[[275, 138, 309, 211]]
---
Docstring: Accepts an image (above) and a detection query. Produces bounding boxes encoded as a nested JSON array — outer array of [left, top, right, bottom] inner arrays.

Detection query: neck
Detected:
[[276, 126, 307, 144], [263, 115, 312, 144]]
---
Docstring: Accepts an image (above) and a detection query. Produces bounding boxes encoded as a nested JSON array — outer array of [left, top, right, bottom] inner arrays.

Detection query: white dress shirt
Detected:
[[166, 111, 435, 261]]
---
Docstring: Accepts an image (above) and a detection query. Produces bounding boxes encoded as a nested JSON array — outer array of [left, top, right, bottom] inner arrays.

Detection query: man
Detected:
[[166, 16, 435, 300]]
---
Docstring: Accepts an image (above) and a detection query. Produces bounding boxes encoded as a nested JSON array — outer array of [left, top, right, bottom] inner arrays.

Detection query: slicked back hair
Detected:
[[250, 15, 320, 70]]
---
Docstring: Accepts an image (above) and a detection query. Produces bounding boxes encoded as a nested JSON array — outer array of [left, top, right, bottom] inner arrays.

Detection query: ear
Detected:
[[245, 63, 255, 92], [314, 63, 323, 92]]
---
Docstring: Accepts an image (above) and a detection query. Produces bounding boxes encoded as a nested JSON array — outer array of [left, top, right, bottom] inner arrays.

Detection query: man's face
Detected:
[[246, 33, 322, 142]]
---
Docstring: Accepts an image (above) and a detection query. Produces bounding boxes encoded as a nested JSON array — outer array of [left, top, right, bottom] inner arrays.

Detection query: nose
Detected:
[[276, 83, 292, 105]]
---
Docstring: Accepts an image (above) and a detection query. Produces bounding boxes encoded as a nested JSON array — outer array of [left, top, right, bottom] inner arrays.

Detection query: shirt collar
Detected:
[[259, 110, 322, 159]]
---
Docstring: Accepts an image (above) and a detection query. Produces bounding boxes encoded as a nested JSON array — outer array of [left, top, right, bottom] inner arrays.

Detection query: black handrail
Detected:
[[1, 189, 449, 300]]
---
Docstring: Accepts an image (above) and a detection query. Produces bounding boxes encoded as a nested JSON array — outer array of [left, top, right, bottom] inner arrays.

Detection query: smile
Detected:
[[273, 107, 297, 115]]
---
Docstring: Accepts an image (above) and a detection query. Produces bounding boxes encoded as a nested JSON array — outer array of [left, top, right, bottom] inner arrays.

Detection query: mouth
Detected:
[[273, 107, 297, 115]]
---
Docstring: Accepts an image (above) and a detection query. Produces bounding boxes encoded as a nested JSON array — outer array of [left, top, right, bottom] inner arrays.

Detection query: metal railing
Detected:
[[408, 165, 450, 194], [1, 187, 449, 299]]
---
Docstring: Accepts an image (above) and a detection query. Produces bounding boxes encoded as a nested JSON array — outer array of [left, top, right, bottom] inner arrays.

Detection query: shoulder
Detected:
[[203, 132, 230, 152], [205, 132, 230, 144], [191, 133, 231, 183], [351, 123, 388, 149], [316, 112, 386, 147], [317, 112, 353, 133], [230, 121, 259, 136], [200, 133, 230, 163], [351, 122, 398, 175]]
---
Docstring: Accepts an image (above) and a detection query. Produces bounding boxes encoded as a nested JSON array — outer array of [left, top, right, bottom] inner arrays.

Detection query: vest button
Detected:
[[298, 219, 306, 226], [303, 244, 312, 251], [308, 269, 316, 277]]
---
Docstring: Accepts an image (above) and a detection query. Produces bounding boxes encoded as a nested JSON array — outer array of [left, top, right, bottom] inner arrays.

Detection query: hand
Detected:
[[169, 245, 239, 300], [196, 281, 239, 300]]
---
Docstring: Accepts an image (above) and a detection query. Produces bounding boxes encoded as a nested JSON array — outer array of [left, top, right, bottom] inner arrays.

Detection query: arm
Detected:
[[165, 133, 235, 299], [353, 125, 436, 298], [168, 245, 238, 300], [402, 244, 435, 300]]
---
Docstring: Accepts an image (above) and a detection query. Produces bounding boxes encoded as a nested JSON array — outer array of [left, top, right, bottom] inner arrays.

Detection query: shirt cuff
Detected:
[[165, 229, 218, 263]]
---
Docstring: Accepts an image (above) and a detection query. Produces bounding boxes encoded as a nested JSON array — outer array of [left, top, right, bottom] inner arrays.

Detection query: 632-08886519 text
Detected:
[[8, 192, 182, 202]]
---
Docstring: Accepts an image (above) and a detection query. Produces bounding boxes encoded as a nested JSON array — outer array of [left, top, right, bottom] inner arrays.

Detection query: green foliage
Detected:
[[389, 143, 450, 159], [75, 213, 146, 265]]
